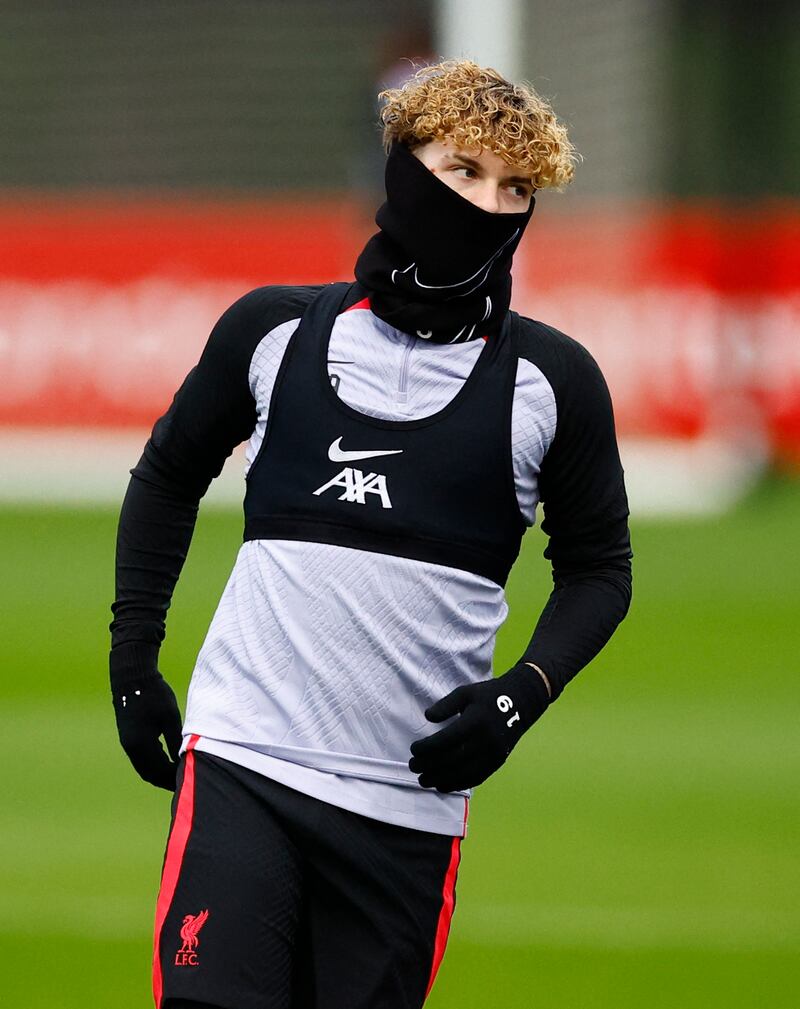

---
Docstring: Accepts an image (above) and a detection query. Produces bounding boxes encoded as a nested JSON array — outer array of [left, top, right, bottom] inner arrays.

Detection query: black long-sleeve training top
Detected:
[[111, 283, 632, 835]]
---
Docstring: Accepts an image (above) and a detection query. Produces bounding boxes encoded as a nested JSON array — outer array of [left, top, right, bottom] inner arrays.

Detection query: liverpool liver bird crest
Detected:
[[179, 909, 209, 952]]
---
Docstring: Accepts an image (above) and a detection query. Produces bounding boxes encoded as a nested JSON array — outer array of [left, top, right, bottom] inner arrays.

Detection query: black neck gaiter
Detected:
[[354, 141, 534, 343]]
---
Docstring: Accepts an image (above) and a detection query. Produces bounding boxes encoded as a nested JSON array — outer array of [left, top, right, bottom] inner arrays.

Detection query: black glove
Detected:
[[408, 662, 551, 793], [111, 647, 183, 790]]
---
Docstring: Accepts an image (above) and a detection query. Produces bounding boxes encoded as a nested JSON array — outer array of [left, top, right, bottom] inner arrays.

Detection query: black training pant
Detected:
[[153, 741, 462, 1009]]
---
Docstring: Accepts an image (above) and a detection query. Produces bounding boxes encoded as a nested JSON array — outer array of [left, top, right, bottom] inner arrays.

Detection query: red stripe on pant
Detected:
[[152, 734, 200, 1009], [425, 834, 462, 1000]]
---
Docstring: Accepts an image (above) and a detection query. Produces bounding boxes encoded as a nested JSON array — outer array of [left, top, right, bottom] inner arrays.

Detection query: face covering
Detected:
[[354, 141, 534, 343]]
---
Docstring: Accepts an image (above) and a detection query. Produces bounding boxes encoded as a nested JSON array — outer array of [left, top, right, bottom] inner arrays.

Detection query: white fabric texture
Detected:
[[183, 304, 557, 836]]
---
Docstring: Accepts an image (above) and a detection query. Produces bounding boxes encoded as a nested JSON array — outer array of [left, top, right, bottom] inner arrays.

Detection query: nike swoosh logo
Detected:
[[328, 437, 403, 463]]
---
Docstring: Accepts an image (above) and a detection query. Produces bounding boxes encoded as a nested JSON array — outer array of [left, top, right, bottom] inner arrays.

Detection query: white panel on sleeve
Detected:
[[245, 317, 300, 474], [511, 358, 558, 524]]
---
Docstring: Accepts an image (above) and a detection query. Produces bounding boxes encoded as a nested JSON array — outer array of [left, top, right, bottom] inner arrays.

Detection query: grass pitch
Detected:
[[1, 478, 798, 1007]]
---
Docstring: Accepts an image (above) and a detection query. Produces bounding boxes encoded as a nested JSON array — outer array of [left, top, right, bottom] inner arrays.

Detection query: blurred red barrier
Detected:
[[1, 196, 798, 466], [0, 196, 362, 283]]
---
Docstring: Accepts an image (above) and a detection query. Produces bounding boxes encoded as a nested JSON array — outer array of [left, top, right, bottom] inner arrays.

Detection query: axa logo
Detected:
[[175, 909, 209, 967], [314, 467, 393, 509], [313, 438, 402, 510]]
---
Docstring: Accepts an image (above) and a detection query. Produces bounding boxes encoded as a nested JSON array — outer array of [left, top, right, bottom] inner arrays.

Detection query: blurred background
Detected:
[[1, 2, 798, 1007]]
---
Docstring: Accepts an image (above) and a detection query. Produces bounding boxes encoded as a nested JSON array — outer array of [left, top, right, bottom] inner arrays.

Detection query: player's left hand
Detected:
[[408, 662, 551, 793]]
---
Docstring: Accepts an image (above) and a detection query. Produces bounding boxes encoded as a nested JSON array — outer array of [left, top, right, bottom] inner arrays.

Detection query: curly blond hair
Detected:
[[380, 60, 578, 191]]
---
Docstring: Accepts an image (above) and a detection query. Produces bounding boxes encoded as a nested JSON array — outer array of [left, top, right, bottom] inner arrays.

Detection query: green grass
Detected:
[[1, 478, 798, 1007]]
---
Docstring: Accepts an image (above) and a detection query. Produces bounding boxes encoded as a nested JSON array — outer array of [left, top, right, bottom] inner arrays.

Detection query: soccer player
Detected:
[[110, 60, 632, 1009]]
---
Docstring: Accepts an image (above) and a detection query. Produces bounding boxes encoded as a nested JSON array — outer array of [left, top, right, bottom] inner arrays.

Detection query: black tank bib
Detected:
[[244, 283, 526, 586]]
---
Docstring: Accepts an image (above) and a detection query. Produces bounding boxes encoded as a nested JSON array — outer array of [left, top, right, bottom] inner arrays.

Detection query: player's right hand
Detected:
[[111, 674, 183, 790]]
